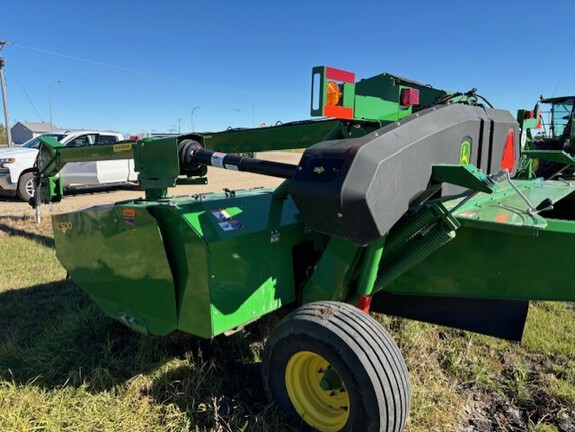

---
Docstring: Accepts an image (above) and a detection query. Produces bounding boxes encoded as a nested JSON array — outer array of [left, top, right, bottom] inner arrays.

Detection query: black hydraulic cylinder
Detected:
[[189, 148, 297, 179]]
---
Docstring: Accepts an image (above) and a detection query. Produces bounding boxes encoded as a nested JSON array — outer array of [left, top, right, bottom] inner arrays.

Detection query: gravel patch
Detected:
[[0, 151, 302, 219]]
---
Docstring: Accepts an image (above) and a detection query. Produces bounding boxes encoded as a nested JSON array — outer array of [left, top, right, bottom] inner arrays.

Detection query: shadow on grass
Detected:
[[145, 319, 288, 431], [0, 279, 148, 390], [0, 278, 287, 429], [0, 220, 54, 248]]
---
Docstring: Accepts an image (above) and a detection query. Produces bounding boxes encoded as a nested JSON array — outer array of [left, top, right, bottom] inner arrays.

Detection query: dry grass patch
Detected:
[[0, 214, 574, 431]]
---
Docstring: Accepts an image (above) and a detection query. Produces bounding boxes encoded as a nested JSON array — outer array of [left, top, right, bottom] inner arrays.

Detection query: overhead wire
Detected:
[[11, 43, 295, 101], [7, 63, 44, 121]]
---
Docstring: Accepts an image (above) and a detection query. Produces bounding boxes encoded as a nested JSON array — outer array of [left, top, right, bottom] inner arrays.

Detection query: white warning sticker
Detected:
[[218, 219, 243, 231], [211, 152, 226, 168], [211, 209, 231, 221]]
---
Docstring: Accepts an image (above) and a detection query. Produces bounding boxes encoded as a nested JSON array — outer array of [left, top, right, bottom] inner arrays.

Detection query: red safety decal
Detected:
[[500, 128, 515, 172], [356, 295, 373, 313], [325, 66, 355, 84], [324, 104, 354, 119]]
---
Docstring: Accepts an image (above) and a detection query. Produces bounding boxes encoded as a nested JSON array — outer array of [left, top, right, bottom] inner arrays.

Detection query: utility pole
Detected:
[[191, 106, 200, 132], [48, 86, 53, 131], [0, 40, 13, 147], [48, 80, 61, 131]]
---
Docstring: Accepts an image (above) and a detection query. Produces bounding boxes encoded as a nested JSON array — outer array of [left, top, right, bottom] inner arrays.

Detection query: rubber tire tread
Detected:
[[17, 171, 35, 202], [334, 305, 410, 428], [262, 301, 410, 432], [297, 304, 410, 431]]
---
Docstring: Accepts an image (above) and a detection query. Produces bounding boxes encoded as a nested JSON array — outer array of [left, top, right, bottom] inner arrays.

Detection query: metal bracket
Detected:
[[500, 169, 540, 215], [431, 164, 498, 194]]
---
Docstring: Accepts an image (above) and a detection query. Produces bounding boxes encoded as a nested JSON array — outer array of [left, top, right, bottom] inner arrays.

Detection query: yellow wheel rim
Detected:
[[285, 351, 350, 431]]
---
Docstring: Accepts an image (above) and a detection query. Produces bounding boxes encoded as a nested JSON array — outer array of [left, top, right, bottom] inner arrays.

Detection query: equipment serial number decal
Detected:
[[56, 221, 73, 234], [113, 143, 133, 153]]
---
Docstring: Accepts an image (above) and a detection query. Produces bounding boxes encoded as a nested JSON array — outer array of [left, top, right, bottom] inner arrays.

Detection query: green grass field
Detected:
[[0, 214, 574, 432]]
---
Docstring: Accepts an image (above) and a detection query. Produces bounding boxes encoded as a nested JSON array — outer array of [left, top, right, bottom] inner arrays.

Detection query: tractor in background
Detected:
[[517, 95, 575, 178]]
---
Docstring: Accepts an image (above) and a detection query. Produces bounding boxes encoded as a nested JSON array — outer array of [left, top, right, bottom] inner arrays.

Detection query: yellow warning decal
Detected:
[[113, 143, 133, 152]]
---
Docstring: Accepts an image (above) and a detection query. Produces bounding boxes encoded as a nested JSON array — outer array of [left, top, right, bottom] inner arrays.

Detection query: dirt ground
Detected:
[[0, 151, 302, 219]]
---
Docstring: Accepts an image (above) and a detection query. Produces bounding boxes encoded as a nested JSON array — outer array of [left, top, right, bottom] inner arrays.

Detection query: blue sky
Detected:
[[1, 1, 574, 135]]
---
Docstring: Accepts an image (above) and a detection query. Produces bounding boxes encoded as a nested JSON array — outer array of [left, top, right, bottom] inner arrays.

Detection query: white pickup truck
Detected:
[[0, 130, 137, 201]]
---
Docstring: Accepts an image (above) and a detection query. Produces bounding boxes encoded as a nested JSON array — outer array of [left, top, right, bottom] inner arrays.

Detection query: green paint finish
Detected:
[[446, 179, 575, 233], [151, 205, 212, 337], [354, 96, 413, 122], [132, 137, 181, 198], [517, 109, 539, 130], [166, 190, 320, 336], [431, 164, 496, 194], [354, 73, 449, 120], [376, 223, 456, 291], [41, 176, 64, 203], [302, 237, 362, 303], [356, 237, 386, 297], [342, 82, 356, 108], [37, 137, 134, 180], [384, 217, 575, 302], [55, 189, 321, 338], [381, 180, 575, 302], [309, 66, 450, 122], [198, 119, 378, 153], [522, 150, 575, 165], [52, 203, 177, 335]]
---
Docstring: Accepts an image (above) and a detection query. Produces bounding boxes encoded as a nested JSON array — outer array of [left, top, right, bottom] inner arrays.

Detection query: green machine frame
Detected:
[[32, 66, 575, 432]]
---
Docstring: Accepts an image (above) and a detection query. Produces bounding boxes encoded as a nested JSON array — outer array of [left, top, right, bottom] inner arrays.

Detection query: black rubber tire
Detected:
[[262, 301, 410, 432], [17, 171, 35, 202]]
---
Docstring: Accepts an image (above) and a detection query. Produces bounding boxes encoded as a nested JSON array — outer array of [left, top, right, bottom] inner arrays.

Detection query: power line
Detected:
[[7, 63, 44, 121], [10, 42, 296, 101], [13, 43, 178, 80], [0, 39, 12, 52]]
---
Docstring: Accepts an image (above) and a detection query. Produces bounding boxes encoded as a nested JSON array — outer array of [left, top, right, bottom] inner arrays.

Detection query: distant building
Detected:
[[10, 121, 61, 144]]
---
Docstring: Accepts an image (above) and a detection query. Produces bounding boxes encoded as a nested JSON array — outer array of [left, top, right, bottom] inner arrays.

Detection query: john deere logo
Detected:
[[313, 166, 325, 174], [459, 140, 471, 164]]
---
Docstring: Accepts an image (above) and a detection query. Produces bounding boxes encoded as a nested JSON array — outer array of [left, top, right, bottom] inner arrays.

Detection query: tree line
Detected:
[[0, 123, 6, 145]]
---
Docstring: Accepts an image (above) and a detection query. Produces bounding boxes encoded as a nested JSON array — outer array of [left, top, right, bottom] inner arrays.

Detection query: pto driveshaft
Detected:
[[178, 139, 297, 179]]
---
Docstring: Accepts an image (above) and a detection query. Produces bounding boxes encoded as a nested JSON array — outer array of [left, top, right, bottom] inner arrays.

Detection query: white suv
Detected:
[[0, 130, 137, 201]]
